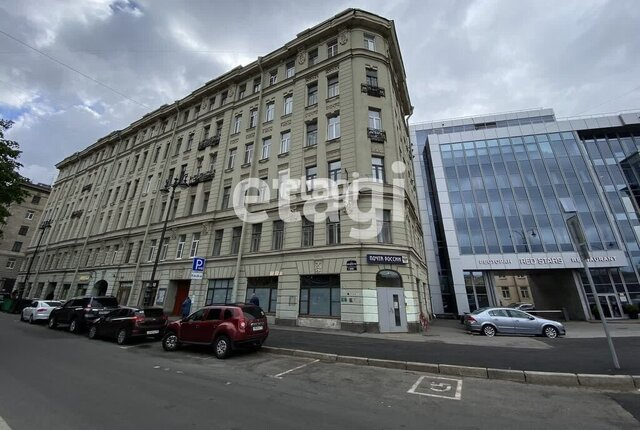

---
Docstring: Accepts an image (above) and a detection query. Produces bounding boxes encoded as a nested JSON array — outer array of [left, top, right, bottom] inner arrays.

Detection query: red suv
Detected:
[[162, 304, 268, 359]]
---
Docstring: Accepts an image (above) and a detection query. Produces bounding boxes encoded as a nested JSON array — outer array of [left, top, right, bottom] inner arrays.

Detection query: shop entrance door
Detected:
[[172, 282, 191, 316], [598, 294, 623, 319], [377, 288, 407, 333]]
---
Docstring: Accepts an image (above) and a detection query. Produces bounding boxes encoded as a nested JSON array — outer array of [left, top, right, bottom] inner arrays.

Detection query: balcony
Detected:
[[367, 128, 387, 143], [198, 135, 220, 151], [70, 209, 84, 219], [189, 170, 215, 186], [81, 184, 93, 193], [361, 83, 385, 97]]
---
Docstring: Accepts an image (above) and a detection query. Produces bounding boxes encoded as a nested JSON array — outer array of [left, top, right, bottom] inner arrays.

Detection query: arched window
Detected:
[[376, 270, 402, 289]]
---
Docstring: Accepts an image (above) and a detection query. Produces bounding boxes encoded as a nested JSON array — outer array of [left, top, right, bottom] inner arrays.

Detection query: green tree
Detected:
[[0, 119, 29, 232]]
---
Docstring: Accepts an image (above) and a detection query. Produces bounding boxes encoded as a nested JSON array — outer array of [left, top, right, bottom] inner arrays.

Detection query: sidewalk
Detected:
[[267, 320, 640, 375]]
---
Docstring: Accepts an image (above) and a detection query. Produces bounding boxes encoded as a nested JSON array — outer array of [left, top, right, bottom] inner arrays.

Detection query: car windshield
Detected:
[[142, 308, 164, 318], [470, 307, 489, 315], [91, 297, 118, 309], [44, 301, 61, 306], [241, 305, 265, 320]]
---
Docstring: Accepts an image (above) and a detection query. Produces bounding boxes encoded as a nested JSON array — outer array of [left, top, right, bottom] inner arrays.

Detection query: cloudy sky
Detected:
[[1, 0, 638, 184]]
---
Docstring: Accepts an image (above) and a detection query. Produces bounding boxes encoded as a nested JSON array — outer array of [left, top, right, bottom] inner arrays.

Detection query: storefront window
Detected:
[[246, 276, 278, 313], [299, 275, 340, 317], [205, 279, 233, 305]]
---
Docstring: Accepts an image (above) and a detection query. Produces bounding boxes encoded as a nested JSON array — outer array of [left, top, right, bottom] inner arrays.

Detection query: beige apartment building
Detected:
[[18, 9, 429, 332], [0, 182, 51, 294]]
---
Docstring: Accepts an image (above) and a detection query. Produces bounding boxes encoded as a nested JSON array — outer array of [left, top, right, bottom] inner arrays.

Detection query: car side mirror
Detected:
[[528, 316, 535, 320], [181, 317, 189, 323]]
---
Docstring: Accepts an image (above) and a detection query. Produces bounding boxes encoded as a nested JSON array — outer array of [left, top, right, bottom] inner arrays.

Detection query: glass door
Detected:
[[598, 294, 623, 319]]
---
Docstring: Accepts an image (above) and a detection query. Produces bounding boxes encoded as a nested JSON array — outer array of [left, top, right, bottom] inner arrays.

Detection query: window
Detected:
[[147, 239, 157, 262], [326, 213, 340, 245], [249, 109, 258, 128], [202, 125, 210, 141], [272, 220, 284, 250], [265, 102, 275, 122], [301, 217, 314, 247], [259, 177, 269, 202], [253, 78, 261, 93], [283, 95, 293, 115], [308, 48, 318, 65], [209, 96, 216, 110], [25, 210, 34, 220], [306, 121, 318, 146], [377, 210, 392, 243], [327, 114, 341, 140], [286, 61, 295, 78], [299, 275, 340, 317], [188, 195, 196, 215], [231, 226, 242, 254], [11, 241, 22, 252], [501, 287, 511, 299], [366, 68, 378, 87], [174, 138, 182, 156], [520, 287, 530, 299], [269, 70, 278, 86], [215, 120, 223, 136], [195, 157, 203, 175], [368, 109, 382, 129], [220, 91, 228, 105], [112, 245, 119, 264], [364, 34, 376, 51], [305, 165, 317, 191], [327, 75, 339, 98], [238, 84, 246, 99], [6, 258, 16, 269], [327, 39, 338, 58], [222, 186, 231, 209], [190, 233, 200, 258], [205, 278, 233, 305], [153, 146, 161, 163], [212, 229, 223, 256], [372, 156, 385, 182], [244, 143, 254, 164], [18, 225, 29, 236], [158, 238, 169, 261], [250, 223, 262, 252], [233, 115, 242, 134], [186, 134, 194, 151], [202, 192, 210, 213], [307, 83, 318, 106], [208, 153, 217, 172], [227, 148, 237, 169], [176, 235, 186, 259], [125, 242, 134, 263], [31, 195, 41, 204], [328, 160, 341, 182], [182, 111, 189, 125], [246, 277, 278, 313], [280, 131, 291, 154], [144, 175, 153, 193], [261, 137, 271, 160]]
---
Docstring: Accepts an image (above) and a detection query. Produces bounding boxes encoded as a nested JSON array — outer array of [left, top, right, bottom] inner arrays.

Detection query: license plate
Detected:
[[147, 330, 160, 335], [252, 324, 263, 331]]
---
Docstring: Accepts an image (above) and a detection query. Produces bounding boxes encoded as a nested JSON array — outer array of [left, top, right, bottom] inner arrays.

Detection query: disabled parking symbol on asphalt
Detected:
[[407, 375, 463, 400]]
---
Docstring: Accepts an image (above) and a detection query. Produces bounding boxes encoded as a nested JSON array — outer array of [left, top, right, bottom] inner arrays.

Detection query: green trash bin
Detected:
[[0, 298, 14, 312]]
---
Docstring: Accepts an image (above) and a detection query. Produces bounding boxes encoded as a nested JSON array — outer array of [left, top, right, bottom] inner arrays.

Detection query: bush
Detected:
[[623, 304, 639, 314]]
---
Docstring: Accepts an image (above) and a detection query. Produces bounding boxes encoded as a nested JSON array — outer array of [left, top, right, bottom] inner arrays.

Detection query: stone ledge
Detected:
[[440, 364, 488, 378], [577, 374, 636, 390], [405, 361, 439, 374], [336, 355, 369, 365], [293, 350, 337, 362], [525, 371, 579, 387], [487, 368, 526, 383], [367, 358, 406, 370]]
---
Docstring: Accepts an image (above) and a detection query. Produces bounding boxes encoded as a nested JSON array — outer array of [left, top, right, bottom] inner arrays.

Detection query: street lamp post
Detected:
[[143, 174, 189, 307], [511, 229, 537, 252], [16, 219, 52, 302]]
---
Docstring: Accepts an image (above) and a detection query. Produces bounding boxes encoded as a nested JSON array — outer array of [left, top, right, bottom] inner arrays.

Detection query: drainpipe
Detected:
[[231, 56, 265, 303], [131, 101, 181, 305]]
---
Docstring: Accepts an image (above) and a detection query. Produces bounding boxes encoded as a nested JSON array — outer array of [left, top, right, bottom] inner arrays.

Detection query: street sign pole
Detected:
[[566, 214, 620, 369]]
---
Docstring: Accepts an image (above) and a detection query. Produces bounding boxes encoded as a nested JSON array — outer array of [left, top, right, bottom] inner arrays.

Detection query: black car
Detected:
[[48, 296, 119, 333], [88, 307, 168, 345]]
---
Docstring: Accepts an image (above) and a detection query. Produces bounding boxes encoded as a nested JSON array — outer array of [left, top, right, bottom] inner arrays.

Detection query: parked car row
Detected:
[[20, 295, 270, 359]]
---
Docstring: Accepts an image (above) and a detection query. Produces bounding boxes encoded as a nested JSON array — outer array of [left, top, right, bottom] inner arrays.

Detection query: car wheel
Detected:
[[116, 329, 128, 345], [482, 324, 497, 337], [48, 316, 58, 329], [543, 325, 559, 339], [69, 319, 80, 333], [162, 333, 180, 351], [19, 312, 25, 322], [88, 326, 98, 339], [29, 315, 34, 324], [214, 336, 231, 359]]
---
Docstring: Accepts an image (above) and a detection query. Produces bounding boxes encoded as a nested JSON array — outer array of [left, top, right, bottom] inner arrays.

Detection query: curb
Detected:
[[262, 346, 640, 391]]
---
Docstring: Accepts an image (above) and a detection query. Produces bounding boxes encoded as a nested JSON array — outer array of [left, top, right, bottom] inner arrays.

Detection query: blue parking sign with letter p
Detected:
[[192, 257, 205, 272]]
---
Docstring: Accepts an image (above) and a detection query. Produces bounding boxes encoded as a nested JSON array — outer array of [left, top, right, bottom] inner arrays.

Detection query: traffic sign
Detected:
[[191, 257, 205, 280]]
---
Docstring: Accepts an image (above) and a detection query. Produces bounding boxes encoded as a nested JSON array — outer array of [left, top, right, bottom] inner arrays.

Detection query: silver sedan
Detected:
[[464, 307, 566, 338], [21, 300, 63, 324]]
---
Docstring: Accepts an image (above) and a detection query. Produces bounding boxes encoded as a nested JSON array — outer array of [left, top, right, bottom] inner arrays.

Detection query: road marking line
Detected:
[[0, 415, 13, 430], [272, 359, 319, 379], [407, 375, 463, 401]]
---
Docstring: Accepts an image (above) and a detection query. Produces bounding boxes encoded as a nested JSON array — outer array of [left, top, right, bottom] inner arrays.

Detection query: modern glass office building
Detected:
[[411, 108, 640, 319]]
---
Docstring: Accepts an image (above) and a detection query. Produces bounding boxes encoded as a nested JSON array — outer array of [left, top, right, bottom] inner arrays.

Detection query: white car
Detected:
[[21, 300, 63, 324]]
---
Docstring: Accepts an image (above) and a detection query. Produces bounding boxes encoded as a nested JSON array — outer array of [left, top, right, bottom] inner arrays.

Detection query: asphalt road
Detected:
[[0, 312, 638, 429], [268, 327, 640, 374]]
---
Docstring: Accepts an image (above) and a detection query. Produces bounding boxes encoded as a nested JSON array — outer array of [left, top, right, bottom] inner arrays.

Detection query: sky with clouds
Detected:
[[1, 0, 638, 184]]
